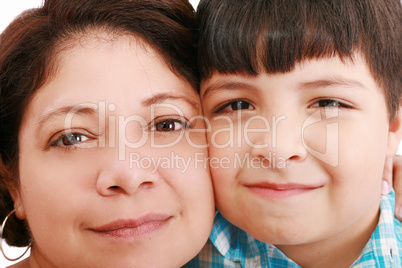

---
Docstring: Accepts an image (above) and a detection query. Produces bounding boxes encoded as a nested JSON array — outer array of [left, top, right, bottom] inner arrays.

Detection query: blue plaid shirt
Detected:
[[185, 192, 401, 267]]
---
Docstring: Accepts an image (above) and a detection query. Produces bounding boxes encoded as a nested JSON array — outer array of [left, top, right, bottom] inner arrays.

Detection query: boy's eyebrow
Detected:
[[203, 76, 366, 100], [202, 81, 258, 100], [297, 77, 366, 90], [141, 93, 199, 110]]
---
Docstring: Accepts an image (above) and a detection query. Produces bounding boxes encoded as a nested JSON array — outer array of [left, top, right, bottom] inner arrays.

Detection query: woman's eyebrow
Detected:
[[36, 105, 98, 132], [141, 93, 199, 110], [35, 94, 198, 133]]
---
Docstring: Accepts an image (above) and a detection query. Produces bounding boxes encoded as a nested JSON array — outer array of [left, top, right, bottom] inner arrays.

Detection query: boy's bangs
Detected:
[[197, 0, 361, 79]]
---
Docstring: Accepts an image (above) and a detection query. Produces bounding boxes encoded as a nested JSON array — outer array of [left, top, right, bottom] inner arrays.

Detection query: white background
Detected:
[[0, 0, 401, 267]]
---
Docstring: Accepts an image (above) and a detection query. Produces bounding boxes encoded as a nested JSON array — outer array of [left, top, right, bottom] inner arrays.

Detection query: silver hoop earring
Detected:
[[0, 209, 31, 261]]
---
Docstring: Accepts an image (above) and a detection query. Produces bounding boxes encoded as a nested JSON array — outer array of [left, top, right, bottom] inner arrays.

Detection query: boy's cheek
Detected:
[[209, 145, 235, 169], [208, 123, 236, 149], [209, 159, 237, 208], [302, 119, 339, 167]]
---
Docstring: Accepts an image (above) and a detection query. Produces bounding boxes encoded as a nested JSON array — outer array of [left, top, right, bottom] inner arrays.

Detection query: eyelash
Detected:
[[310, 98, 353, 109], [149, 117, 191, 132], [48, 117, 190, 149], [213, 99, 255, 114], [212, 97, 352, 113], [49, 131, 93, 150]]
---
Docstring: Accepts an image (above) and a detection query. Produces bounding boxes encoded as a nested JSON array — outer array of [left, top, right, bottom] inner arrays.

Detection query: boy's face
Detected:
[[200, 56, 401, 246]]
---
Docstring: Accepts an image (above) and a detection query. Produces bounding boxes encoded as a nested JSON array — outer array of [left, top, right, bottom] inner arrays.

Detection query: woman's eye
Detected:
[[310, 99, 351, 109], [214, 100, 255, 113], [153, 119, 189, 132], [51, 133, 90, 147]]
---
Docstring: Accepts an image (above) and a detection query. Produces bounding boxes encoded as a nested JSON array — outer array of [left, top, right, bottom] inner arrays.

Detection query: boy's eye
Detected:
[[51, 133, 90, 147], [214, 100, 255, 113], [310, 99, 352, 109], [152, 119, 189, 132]]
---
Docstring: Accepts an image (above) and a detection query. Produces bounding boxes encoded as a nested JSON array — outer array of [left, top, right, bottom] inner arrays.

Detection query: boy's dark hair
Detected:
[[0, 0, 197, 247], [196, 0, 401, 118]]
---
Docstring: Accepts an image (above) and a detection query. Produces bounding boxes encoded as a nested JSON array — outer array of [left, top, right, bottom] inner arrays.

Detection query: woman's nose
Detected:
[[96, 148, 158, 197]]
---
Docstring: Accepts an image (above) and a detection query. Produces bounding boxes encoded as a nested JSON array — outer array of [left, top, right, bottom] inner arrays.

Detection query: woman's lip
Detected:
[[90, 214, 172, 239], [245, 182, 323, 198]]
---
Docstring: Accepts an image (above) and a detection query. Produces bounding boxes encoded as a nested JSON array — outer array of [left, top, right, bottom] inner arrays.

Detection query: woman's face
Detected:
[[15, 34, 214, 267]]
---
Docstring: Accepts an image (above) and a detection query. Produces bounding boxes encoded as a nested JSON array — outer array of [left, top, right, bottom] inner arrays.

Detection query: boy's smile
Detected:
[[201, 55, 402, 262], [244, 181, 324, 199]]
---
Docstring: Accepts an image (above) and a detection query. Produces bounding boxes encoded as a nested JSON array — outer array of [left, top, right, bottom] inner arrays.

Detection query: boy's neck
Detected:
[[276, 204, 380, 268]]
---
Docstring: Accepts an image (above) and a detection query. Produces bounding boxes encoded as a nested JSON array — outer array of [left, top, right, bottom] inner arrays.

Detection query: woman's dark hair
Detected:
[[196, 0, 402, 119], [0, 0, 198, 247]]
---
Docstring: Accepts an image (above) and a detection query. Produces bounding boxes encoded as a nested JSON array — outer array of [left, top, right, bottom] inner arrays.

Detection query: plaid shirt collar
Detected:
[[352, 191, 401, 267]]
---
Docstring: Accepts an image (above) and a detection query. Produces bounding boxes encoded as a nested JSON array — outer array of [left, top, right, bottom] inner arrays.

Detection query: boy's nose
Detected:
[[250, 114, 307, 166]]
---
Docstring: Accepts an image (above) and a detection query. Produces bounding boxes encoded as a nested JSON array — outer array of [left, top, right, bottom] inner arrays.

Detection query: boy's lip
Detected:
[[244, 182, 323, 198], [89, 214, 172, 240], [245, 182, 323, 190]]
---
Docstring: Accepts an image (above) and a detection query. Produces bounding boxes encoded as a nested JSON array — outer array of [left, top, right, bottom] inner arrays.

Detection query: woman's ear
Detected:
[[0, 158, 26, 220], [9, 187, 26, 220]]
